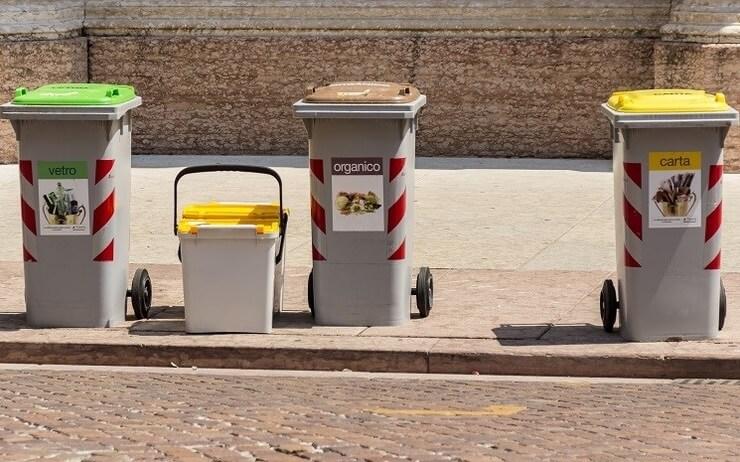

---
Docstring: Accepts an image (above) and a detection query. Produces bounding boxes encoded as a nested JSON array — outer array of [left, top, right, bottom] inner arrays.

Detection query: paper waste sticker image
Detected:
[[649, 152, 701, 229]]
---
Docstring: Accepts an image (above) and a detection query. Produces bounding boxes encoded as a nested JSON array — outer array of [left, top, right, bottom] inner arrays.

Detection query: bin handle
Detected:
[[173, 164, 288, 264]]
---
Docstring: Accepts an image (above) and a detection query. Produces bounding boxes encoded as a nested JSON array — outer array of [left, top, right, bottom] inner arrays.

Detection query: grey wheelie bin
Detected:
[[294, 82, 433, 326], [601, 89, 739, 341], [0, 83, 152, 327]]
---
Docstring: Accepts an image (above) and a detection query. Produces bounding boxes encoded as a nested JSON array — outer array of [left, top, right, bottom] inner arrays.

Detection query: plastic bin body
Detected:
[[603, 89, 739, 341], [0, 84, 141, 327], [176, 198, 286, 334], [180, 226, 278, 334], [294, 82, 426, 326]]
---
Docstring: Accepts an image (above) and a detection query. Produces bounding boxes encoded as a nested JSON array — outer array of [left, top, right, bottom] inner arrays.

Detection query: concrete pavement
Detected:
[[0, 261, 739, 378], [0, 156, 740, 377], [4, 155, 740, 270], [0, 365, 738, 461], [2, 156, 622, 270]]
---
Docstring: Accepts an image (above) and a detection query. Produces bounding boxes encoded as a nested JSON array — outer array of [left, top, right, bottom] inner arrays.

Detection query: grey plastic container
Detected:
[[601, 91, 739, 341], [294, 82, 433, 326], [0, 85, 145, 327]]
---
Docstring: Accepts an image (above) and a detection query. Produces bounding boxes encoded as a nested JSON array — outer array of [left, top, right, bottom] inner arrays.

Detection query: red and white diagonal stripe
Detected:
[[622, 162, 642, 268], [387, 157, 407, 260], [92, 159, 116, 262], [310, 158, 327, 261], [704, 164, 723, 270], [19, 160, 38, 262], [310, 156, 409, 261]]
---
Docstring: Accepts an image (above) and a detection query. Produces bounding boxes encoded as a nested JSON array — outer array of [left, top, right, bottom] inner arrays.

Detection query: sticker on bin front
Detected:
[[648, 151, 701, 229], [331, 158, 384, 232], [37, 161, 90, 235]]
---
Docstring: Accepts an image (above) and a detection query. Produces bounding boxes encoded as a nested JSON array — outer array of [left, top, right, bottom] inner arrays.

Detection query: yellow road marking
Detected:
[[365, 404, 526, 417]]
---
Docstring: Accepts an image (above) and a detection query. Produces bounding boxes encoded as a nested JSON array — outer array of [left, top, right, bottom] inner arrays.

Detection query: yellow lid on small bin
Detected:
[[607, 89, 730, 113], [178, 202, 282, 235]]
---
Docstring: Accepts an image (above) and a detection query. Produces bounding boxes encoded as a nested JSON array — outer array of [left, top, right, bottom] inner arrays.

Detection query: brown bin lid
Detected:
[[304, 82, 421, 104]]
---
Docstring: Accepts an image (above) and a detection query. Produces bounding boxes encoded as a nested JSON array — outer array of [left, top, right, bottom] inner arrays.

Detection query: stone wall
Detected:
[[85, 0, 670, 159], [88, 35, 655, 158], [1, 1, 739, 164], [657, 0, 740, 169], [0, 1, 87, 162], [655, 43, 740, 169]]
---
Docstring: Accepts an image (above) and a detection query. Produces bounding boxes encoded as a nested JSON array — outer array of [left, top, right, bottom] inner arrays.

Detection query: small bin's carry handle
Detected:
[[173, 164, 288, 264]]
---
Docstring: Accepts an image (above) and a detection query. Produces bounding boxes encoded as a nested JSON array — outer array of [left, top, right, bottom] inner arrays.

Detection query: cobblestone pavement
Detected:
[[0, 367, 738, 462]]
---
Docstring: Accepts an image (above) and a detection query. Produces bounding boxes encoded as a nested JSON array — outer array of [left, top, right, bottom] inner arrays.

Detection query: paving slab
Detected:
[[0, 366, 736, 460], [0, 156, 621, 270], [2, 156, 740, 378], [0, 261, 739, 378], [0, 155, 735, 271]]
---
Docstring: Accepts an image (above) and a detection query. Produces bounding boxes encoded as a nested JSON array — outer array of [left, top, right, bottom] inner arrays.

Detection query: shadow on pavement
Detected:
[[494, 323, 627, 345], [146, 306, 184, 320], [128, 306, 185, 335], [133, 155, 308, 169], [132, 155, 612, 173], [0, 313, 24, 331], [129, 320, 185, 335], [416, 157, 612, 172], [129, 307, 321, 335], [273, 310, 315, 328]]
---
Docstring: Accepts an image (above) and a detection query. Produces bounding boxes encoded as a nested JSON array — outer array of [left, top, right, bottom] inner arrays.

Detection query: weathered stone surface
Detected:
[[0, 261, 739, 378], [0, 1, 83, 40], [84, 0, 670, 38], [661, 0, 740, 44], [0, 38, 88, 163], [1, 368, 739, 460], [0, 1, 738, 165], [655, 42, 740, 169], [88, 34, 416, 155], [414, 37, 655, 158], [89, 35, 654, 158]]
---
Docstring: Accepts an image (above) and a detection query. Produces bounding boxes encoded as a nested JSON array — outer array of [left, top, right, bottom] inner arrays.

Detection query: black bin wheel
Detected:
[[720, 279, 727, 331], [131, 268, 152, 320], [308, 270, 315, 318], [600, 279, 618, 333], [415, 267, 433, 318]]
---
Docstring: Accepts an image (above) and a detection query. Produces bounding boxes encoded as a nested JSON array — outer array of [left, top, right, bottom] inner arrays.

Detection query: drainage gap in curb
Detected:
[[673, 378, 740, 385]]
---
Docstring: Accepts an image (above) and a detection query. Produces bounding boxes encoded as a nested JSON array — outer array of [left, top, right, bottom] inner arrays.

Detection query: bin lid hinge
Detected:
[[611, 124, 627, 147], [10, 120, 20, 140], [720, 126, 729, 148], [302, 119, 313, 139], [104, 120, 114, 141], [400, 118, 411, 138]]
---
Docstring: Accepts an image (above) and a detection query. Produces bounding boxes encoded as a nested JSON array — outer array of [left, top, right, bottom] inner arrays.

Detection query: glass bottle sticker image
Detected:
[[331, 158, 384, 232], [37, 161, 90, 235], [648, 151, 701, 229]]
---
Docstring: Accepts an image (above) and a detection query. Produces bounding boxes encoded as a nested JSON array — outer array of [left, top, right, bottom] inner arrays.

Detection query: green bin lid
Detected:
[[12, 83, 137, 106]]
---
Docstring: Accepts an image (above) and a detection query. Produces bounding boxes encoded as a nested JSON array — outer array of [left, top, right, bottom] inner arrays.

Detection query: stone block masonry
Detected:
[[89, 35, 655, 158], [655, 42, 740, 170], [0, 1, 87, 162], [0, 1, 739, 166], [0, 38, 87, 162]]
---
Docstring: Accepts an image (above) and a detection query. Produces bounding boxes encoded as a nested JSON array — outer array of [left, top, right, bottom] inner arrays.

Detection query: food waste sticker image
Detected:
[[38, 161, 90, 235], [331, 157, 384, 232], [648, 151, 701, 229]]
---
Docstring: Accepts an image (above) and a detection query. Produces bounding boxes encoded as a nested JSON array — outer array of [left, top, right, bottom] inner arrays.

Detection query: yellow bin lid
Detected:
[[178, 202, 282, 235], [607, 89, 730, 113]]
